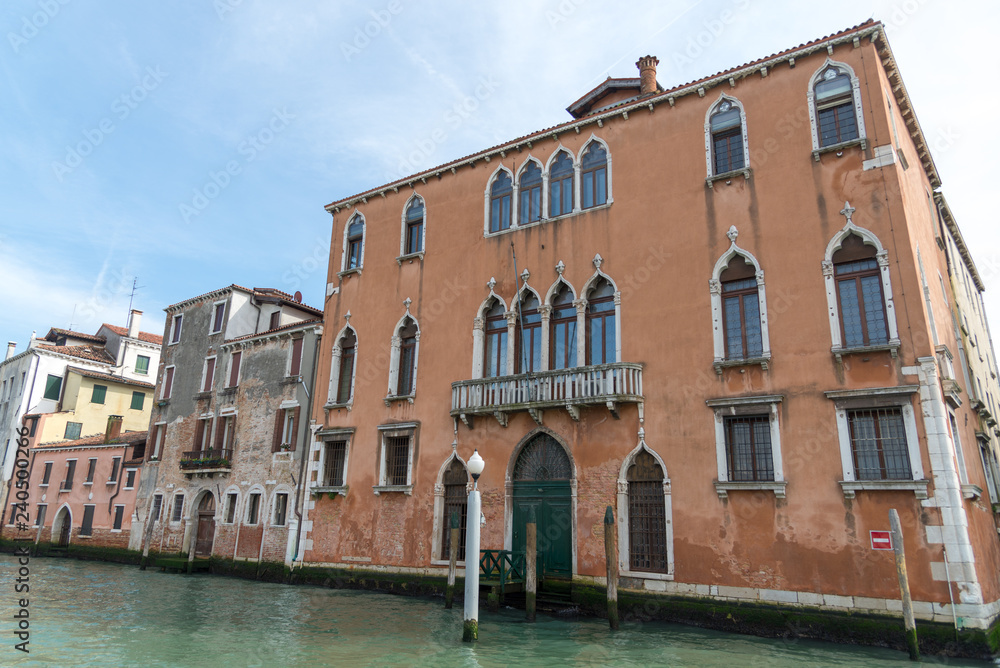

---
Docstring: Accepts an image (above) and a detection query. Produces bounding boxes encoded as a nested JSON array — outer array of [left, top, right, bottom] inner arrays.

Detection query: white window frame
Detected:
[[123, 468, 137, 490], [111, 504, 125, 532], [327, 325, 358, 408], [374, 423, 417, 495], [160, 365, 175, 400], [271, 490, 290, 527], [169, 314, 183, 345], [706, 395, 786, 498], [580, 263, 623, 365], [245, 489, 263, 525], [577, 135, 613, 211], [822, 214, 900, 358], [84, 457, 97, 485], [151, 422, 166, 460], [170, 492, 185, 524], [39, 461, 53, 487], [398, 193, 426, 261], [616, 440, 674, 580], [807, 58, 867, 159], [471, 287, 509, 380], [201, 355, 217, 393], [825, 386, 927, 498], [431, 453, 470, 566], [339, 210, 366, 275], [210, 300, 227, 334], [543, 145, 578, 220], [222, 488, 239, 525], [709, 226, 771, 373], [226, 349, 242, 388], [483, 165, 515, 237], [313, 428, 353, 496], [34, 503, 47, 528], [386, 308, 420, 403], [108, 456, 122, 485], [218, 409, 237, 451], [150, 493, 163, 523], [544, 276, 581, 371], [704, 93, 750, 181], [513, 157, 546, 229]]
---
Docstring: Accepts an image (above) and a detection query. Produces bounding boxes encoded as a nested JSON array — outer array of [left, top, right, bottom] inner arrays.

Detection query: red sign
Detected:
[[871, 531, 893, 550]]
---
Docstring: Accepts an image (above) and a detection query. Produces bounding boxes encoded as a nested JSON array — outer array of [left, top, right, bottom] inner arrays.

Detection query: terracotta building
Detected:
[[298, 21, 1000, 629], [130, 286, 322, 565]]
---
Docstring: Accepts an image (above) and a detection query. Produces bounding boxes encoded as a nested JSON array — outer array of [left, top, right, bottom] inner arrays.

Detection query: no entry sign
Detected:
[[871, 530, 893, 550]]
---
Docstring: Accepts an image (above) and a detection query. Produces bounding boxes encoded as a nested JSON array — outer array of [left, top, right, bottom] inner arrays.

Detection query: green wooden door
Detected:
[[511, 434, 573, 578]]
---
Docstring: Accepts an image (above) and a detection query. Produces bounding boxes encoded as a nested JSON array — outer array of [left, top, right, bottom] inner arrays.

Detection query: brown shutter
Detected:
[[194, 420, 204, 450], [163, 367, 174, 399], [229, 351, 241, 387], [289, 407, 301, 451], [204, 358, 216, 392], [290, 338, 303, 377], [272, 409, 284, 452], [215, 417, 225, 449]]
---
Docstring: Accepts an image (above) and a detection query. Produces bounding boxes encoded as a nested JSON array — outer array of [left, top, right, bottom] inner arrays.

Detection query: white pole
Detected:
[[462, 488, 481, 642]]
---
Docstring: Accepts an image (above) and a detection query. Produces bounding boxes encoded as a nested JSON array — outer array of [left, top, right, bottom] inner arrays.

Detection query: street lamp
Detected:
[[463, 449, 484, 642]]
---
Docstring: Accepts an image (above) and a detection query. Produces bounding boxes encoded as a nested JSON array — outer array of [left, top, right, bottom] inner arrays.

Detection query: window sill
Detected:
[[431, 559, 467, 568], [373, 485, 412, 496], [193, 391, 211, 400], [38, 484, 48, 488], [157, 399, 170, 407], [839, 479, 929, 499], [832, 341, 900, 363], [813, 137, 867, 161], [713, 355, 770, 375], [281, 376, 302, 385], [106, 480, 118, 486], [706, 168, 752, 189], [396, 251, 424, 265], [324, 401, 353, 412], [110, 529, 122, 534], [338, 267, 362, 279], [83, 481, 93, 486], [620, 569, 674, 582], [483, 201, 613, 238], [77, 534, 93, 539], [312, 485, 348, 497], [962, 484, 983, 500], [220, 387, 237, 396], [714, 480, 786, 499], [384, 394, 415, 407]]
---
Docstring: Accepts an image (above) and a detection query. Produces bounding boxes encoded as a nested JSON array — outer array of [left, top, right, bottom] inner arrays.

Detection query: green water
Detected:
[[0, 556, 990, 666]]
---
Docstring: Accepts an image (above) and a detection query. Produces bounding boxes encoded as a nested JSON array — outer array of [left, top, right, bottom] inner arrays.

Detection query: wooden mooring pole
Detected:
[[526, 506, 537, 622], [604, 506, 619, 630], [445, 511, 459, 609], [889, 509, 919, 661]]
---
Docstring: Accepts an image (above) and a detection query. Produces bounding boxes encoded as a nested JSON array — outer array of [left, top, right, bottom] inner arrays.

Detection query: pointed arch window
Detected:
[[815, 67, 859, 147], [549, 152, 574, 217], [710, 100, 745, 174], [489, 172, 512, 233], [345, 214, 365, 271], [580, 143, 607, 209], [483, 300, 508, 378], [627, 450, 669, 574], [397, 318, 418, 396], [833, 234, 888, 348], [720, 257, 763, 360], [549, 285, 577, 370], [404, 198, 424, 255], [515, 293, 542, 373], [519, 163, 542, 226], [441, 460, 468, 560], [586, 279, 616, 365], [336, 329, 357, 404]]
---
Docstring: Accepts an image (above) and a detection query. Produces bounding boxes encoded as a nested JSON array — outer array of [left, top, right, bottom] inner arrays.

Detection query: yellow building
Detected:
[[33, 368, 155, 445]]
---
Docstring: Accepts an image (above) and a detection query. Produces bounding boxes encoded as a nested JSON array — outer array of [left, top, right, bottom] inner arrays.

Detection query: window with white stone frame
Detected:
[[431, 455, 469, 565], [386, 305, 419, 404], [616, 439, 673, 579], [313, 428, 353, 496], [822, 205, 900, 360], [706, 395, 786, 498], [710, 226, 770, 373], [373, 423, 417, 495], [399, 194, 425, 259], [807, 58, 867, 159], [340, 211, 366, 274], [326, 324, 358, 408], [704, 94, 750, 183], [825, 386, 927, 498]]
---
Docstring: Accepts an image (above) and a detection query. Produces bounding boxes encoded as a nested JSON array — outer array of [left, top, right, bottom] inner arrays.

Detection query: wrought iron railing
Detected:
[[179, 448, 233, 470], [452, 362, 642, 418]]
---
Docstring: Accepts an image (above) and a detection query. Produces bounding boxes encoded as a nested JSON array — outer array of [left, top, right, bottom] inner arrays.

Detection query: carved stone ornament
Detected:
[[840, 201, 855, 225], [487, 277, 496, 291], [726, 225, 739, 244], [520, 268, 530, 282], [593, 253, 603, 270], [555, 260, 565, 275]]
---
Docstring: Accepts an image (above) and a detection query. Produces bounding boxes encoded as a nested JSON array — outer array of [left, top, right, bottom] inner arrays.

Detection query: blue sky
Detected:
[[1, 1, 997, 351]]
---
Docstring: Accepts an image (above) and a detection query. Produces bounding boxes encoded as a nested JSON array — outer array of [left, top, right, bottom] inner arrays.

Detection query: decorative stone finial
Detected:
[[487, 277, 496, 291], [726, 226, 739, 243], [403, 297, 412, 311], [344, 310, 351, 322], [841, 201, 855, 225], [520, 268, 530, 282], [555, 260, 565, 275], [593, 253, 603, 270]]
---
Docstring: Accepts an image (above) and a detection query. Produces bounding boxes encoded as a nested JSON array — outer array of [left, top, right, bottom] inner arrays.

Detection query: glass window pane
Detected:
[[724, 296, 744, 359], [743, 293, 762, 357], [838, 279, 865, 347], [860, 276, 888, 344]]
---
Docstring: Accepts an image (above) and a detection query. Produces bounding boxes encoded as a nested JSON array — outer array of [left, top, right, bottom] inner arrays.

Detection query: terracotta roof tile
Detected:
[[100, 323, 164, 345], [34, 343, 116, 364], [44, 328, 106, 344], [225, 318, 323, 343], [66, 366, 156, 389], [37, 430, 148, 449]]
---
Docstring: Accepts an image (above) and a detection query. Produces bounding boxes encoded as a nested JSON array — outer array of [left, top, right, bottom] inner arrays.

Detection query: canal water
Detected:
[[0, 556, 991, 667]]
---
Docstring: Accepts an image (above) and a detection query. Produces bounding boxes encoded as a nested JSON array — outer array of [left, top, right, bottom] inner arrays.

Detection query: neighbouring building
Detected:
[[0, 310, 161, 526], [130, 286, 322, 566], [298, 20, 1000, 631], [6, 415, 146, 548]]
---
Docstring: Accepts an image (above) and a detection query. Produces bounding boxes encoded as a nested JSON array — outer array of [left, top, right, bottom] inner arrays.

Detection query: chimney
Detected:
[[636, 55, 660, 96], [105, 415, 123, 443], [5, 342, 15, 360], [128, 310, 142, 339]]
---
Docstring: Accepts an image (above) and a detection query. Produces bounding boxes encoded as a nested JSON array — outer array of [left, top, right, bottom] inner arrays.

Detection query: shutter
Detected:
[[290, 338, 303, 376], [272, 409, 284, 452], [289, 407, 301, 451], [215, 417, 226, 449], [194, 420, 204, 450], [229, 351, 241, 387], [204, 358, 216, 392], [163, 367, 174, 399]]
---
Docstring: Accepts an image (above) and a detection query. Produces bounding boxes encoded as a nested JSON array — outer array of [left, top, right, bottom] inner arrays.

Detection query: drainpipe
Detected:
[[291, 328, 319, 566], [106, 445, 128, 516]]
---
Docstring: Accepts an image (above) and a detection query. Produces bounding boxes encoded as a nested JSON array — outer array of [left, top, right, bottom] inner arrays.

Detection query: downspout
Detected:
[[291, 326, 319, 566], [106, 445, 129, 515]]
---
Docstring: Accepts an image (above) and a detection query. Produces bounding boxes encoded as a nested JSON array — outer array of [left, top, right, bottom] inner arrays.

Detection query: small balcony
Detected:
[[451, 362, 643, 427], [180, 448, 233, 477]]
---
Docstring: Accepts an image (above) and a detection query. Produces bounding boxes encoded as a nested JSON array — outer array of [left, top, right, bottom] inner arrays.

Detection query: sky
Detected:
[[0, 0, 997, 352]]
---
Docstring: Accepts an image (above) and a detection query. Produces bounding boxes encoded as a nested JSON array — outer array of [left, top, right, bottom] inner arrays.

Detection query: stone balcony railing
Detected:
[[451, 362, 643, 427]]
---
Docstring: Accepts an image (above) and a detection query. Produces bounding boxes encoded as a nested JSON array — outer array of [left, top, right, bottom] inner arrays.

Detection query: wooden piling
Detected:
[[889, 509, 919, 661], [604, 505, 619, 630], [445, 511, 459, 609], [525, 506, 537, 622]]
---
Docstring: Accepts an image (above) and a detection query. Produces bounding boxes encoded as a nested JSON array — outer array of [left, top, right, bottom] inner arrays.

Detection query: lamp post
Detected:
[[463, 449, 485, 642]]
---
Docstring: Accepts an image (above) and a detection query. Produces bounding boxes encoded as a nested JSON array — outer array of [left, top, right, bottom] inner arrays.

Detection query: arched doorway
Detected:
[[194, 494, 216, 557], [51, 506, 71, 546], [511, 433, 573, 578]]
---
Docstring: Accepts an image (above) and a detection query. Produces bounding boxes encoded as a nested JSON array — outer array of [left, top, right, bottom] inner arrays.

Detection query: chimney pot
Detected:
[[636, 55, 660, 96], [128, 310, 143, 339], [105, 415, 124, 443], [5, 342, 15, 361]]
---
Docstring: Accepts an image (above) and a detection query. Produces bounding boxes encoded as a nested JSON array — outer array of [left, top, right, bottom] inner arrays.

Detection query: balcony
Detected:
[[451, 362, 643, 427], [180, 448, 232, 477]]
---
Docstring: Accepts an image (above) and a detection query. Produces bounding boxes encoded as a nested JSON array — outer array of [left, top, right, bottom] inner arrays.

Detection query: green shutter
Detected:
[[131, 391, 145, 410], [91, 385, 107, 404], [135, 356, 150, 374], [44, 375, 62, 400]]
